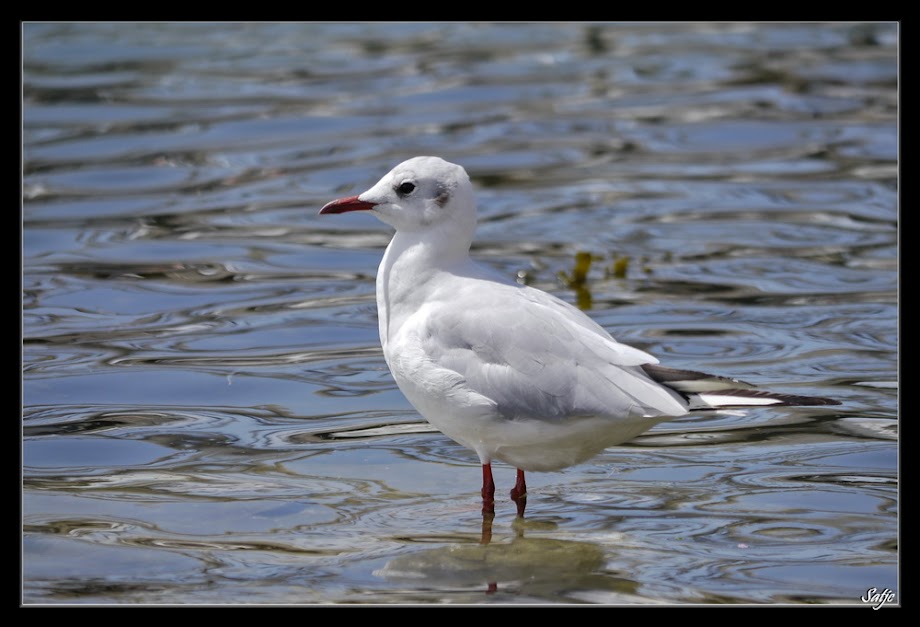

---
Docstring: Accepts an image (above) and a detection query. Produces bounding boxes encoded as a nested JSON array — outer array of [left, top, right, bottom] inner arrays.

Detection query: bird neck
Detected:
[[375, 226, 473, 351], [389, 222, 474, 268]]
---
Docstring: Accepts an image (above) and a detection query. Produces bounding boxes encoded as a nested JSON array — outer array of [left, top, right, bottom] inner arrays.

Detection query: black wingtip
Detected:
[[713, 389, 841, 407], [687, 388, 842, 411], [641, 364, 840, 408]]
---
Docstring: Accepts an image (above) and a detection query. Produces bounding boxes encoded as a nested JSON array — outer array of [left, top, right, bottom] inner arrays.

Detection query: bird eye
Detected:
[[397, 181, 416, 196]]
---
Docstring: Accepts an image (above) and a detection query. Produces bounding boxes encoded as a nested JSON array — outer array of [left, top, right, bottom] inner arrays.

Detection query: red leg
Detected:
[[510, 468, 527, 518], [481, 463, 496, 515]]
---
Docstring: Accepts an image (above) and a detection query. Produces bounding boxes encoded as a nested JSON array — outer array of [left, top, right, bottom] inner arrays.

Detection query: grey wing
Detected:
[[427, 285, 689, 421]]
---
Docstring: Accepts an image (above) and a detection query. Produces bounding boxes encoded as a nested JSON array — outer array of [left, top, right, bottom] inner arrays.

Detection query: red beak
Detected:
[[319, 195, 377, 215]]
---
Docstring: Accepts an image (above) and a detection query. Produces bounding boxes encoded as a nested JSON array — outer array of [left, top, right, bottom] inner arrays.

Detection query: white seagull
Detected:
[[320, 156, 839, 516]]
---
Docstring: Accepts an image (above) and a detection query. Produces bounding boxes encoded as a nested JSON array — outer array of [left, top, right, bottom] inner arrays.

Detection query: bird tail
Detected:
[[640, 364, 840, 410]]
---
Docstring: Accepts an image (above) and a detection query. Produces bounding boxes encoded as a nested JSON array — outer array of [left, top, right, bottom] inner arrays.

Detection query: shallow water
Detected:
[[23, 22, 898, 605]]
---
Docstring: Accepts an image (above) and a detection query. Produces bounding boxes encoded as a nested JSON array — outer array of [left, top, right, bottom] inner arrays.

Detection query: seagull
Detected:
[[320, 156, 839, 517]]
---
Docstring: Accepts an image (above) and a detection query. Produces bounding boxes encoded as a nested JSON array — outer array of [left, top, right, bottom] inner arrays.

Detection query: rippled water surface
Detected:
[[23, 22, 898, 605]]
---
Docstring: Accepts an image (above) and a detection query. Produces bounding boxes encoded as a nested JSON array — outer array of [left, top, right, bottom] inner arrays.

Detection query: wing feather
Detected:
[[420, 281, 688, 421]]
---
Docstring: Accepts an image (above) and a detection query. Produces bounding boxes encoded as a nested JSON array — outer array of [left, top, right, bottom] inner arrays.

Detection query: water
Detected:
[[22, 22, 898, 605]]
